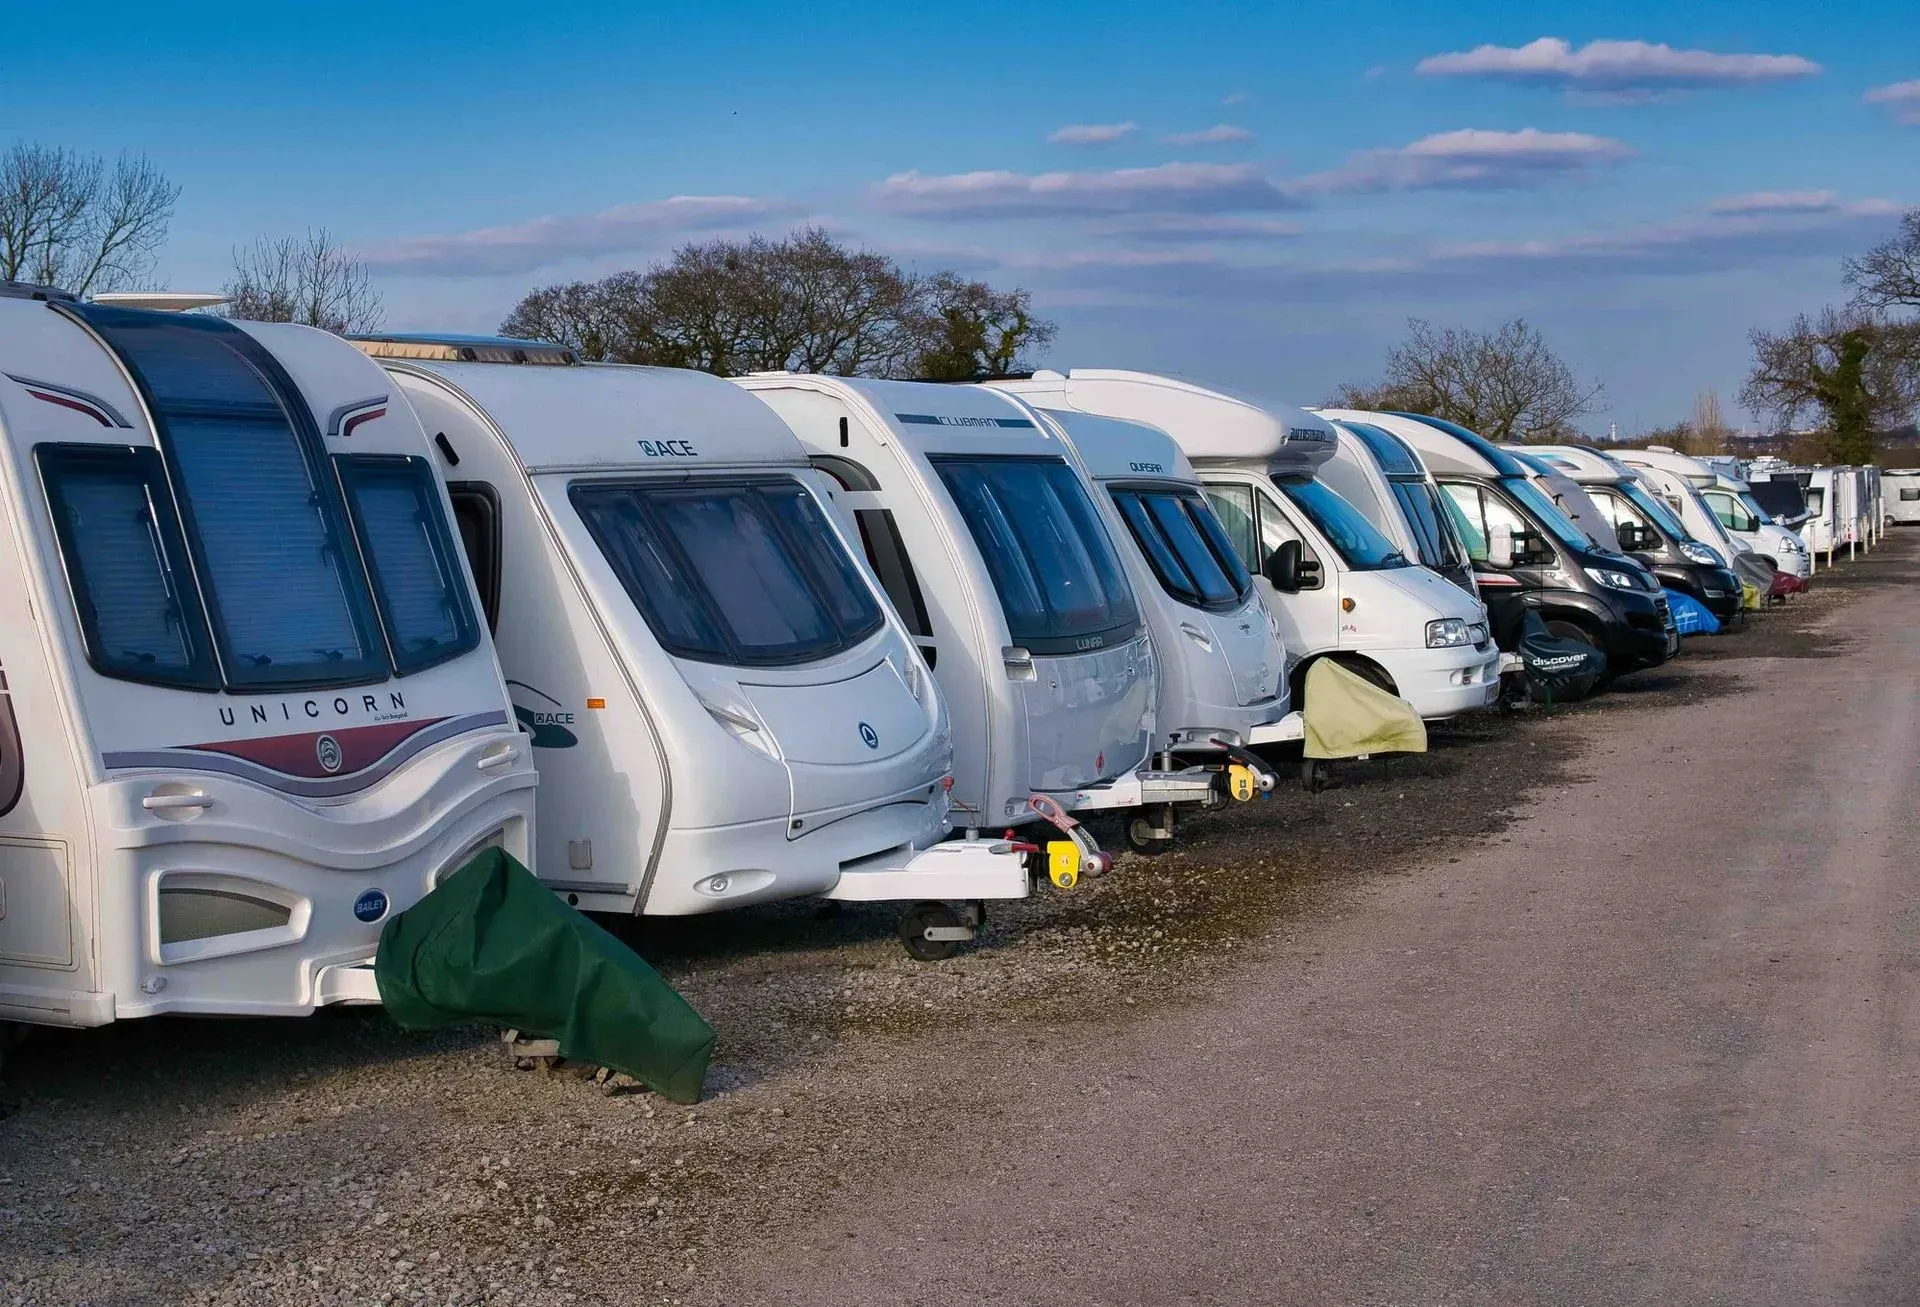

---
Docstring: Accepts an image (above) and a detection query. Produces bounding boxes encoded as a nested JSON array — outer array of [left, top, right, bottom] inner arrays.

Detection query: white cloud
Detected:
[[357, 195, 796, 275], [1416, 38, 1820, 92], [1048, 121, 1138, 145], [1097, 213, 1303, 241], [1433, 197, 1900, 271], [1298, 128, 1631, 195], [1707, 190, 1839, 215], [1865, 79, 1920, 125], [1222, 91, 1252, 106], [1160, 124, 1255, 146], [869, 161, 1299, 218]]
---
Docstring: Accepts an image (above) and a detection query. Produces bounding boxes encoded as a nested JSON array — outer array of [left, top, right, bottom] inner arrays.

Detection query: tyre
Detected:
[[896, 901, 964, 962], [1124, 812, 1173, 856]]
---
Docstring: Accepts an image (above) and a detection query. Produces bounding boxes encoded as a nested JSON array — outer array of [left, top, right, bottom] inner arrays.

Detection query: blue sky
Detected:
[[6, 1, 1915, 432]]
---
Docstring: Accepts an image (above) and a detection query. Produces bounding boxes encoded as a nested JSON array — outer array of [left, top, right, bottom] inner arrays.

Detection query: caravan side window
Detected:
[[335, 456, 482, 674], [36, 443, 219, 690], [855, 508, 938, 667], [446, 483, 503, 633], [1109, 487, 1250, 612]]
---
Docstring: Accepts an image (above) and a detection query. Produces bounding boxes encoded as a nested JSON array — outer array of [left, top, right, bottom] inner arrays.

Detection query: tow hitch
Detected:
[[1027, 793, 1113, 889]]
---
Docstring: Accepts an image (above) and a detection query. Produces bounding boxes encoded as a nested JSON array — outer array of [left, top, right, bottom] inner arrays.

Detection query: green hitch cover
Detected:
[[374, 847, 715, 1103]]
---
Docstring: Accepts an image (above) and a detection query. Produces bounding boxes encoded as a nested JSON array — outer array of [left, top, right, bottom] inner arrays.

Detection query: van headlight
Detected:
[[1425, 618, 1480, 648], [1680, 542, 1722, 566], [1583, 566, 1641, 591]]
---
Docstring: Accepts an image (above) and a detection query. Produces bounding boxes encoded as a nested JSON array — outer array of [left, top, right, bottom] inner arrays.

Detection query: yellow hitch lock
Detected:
[[1227, 763, 1257, 802], [1047, 841, 1081, 889]]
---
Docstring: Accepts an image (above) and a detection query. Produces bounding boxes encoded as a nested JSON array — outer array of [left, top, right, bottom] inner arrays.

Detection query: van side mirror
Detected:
[[1264, 538, 1304, 593], [1618, 522, 1652, 552], [1488, 523, 1517, 568]]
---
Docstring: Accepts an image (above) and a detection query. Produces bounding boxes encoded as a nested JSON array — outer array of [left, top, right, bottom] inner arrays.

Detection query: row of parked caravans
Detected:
[[0, 285, 1849, 1039]]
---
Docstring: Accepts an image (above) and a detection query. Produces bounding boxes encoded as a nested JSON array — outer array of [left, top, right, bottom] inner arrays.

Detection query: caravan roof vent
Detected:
[[91, 291, 228, 312], [347, 333, 578, 366], [1, 281, 78, 302]]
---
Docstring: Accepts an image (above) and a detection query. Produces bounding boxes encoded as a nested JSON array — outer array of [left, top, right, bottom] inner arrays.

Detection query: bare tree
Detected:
[[1740, 306, 1920, 464], [1845, 208, 1920, 314], [1330, 318, 1602, 442], [1689, 388, 1733, 454], [0, 143, 178, 295], [498, 227, 1054, 379], [223, 229, 383, 333]]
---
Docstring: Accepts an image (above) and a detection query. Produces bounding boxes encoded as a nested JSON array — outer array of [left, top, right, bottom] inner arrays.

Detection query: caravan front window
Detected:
[[571, 476, 884, 668], [37, 444, 217, 689], [336, 456, 482, 673], [1109, 487, 1251, 612], [72, 306, 387, 690], [931, 456, 1141, 655], [1390, 481, 1465, 573]]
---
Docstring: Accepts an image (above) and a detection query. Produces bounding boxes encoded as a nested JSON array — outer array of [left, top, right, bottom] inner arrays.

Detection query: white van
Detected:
[[1612, 447, 1807, 576], [359, 338, 1031, 958], [735, 374, 1217, 857], [1025, 405, 1298, 785], [1887, 469, 1920, 525], [998, 376, 1499, 719], [0, 290, 536, 1031], [1313, 417, 1478, 597]]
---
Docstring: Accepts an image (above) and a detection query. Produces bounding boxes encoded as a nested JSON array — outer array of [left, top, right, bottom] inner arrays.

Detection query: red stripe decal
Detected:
[[342, 407, 386, 438], [27, 389, 111, 426], [1475, 574, 1524, 587], [183, 717, 448, 778]]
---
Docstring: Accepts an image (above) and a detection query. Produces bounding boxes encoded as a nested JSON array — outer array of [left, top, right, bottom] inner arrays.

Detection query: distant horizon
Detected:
[[6, 1, 1912, 435]]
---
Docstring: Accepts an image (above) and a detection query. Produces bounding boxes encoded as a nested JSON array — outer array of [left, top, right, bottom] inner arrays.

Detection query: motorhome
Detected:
[[1024, 404, 1298, 798], [1348, 413, 1675, 680], [1499, 447, 1624, 555], [0, 290, 537, 1033], [358, 338, 1037, 958], [1887, 468, 1920, 525], [1313, 416, 1478, 596], [734, 373, 1218, 859], [994, 376, 1499, 720], [1524, 446, 1746, 620], [1611, 447, 1806, 577]]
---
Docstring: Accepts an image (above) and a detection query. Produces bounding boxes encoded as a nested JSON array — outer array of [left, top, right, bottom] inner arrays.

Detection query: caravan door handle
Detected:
[[477, 741, 521, 772], [142, 793, 212, 813]]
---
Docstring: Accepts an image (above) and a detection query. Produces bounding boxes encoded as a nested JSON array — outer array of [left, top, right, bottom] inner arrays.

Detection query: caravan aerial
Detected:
[[358, 338, 1034, 958], [0, 288, 537, 1034], [1311, 416, 1478, 596], [996, 375, 1501, 720], [734, 374, 1220, 858]]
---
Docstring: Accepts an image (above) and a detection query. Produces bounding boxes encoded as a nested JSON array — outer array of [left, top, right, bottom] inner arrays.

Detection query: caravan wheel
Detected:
[[897, 902, 966, 962], [1125, 811, 1174, 856]]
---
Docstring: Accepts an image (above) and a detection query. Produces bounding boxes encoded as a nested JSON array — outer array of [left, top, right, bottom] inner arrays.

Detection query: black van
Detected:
[[1383, 414, 1676, 676]]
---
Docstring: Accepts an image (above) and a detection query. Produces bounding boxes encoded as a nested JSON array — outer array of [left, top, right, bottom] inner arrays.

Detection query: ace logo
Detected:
[[638, 439, 698, 458]]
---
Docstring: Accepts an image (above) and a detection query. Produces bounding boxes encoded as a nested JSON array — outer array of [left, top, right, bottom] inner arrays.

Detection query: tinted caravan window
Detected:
[[1109, 486, 1251, 612], [67, 306, 385, 690], [930, 455, 1140, 655], [1275, 478, 1409, 570], [571, 476, 884, 667], [1390, 480, 1463, 573], [36, 443, 218, 689], [337, 456, 482, 673], [855, 507, 937, 666]]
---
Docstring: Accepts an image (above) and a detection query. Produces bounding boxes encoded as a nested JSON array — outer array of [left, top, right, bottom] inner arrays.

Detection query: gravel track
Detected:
[[1, 535, 1904, 1307]]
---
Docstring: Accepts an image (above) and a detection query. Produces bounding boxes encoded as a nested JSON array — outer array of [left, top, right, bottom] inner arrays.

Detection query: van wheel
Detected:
[[1542, 620, 1604, 700], [1125, 813, 1174, 856], [897, 902, 966, 962]]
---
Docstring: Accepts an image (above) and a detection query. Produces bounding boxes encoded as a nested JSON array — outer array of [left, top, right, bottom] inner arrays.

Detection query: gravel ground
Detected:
[[0, 536, 1902, 1307]]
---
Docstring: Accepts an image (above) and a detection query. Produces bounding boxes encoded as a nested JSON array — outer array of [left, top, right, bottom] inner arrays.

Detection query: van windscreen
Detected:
[[1275, 478, 1409, 570], [930, 455, 1141, 655], [1109, 486, 1251, 612], [571, 476, 884, 667]]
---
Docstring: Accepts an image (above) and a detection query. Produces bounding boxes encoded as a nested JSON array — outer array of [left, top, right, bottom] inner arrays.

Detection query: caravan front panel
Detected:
[[0, 296, 534, 1028]]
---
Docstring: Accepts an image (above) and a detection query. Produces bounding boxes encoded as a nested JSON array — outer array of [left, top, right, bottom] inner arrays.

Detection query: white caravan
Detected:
[[1313, 417, 1478, 597], [0, 290, 536, 1031], [735, 374, 1217, 856], [360, 338, 1032, 957], [999, 376, 1499, 720], [1027, 405, 1297, 783], [1887, 468, 1920, 525]]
